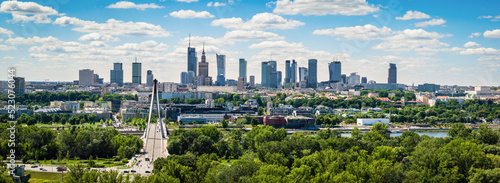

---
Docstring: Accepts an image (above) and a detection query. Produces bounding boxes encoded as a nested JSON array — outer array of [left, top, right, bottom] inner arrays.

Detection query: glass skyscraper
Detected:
[[261, 61, 277, 88], [239, 58, 247, 84], [388, 63, 397, 84], [110, 62, 123, 86], [307, 59, 317, 88], [132, 60, 141, 84], [328, 61, 341, 83], [187, 43, 197, 82], [146, 70, 153, 87]]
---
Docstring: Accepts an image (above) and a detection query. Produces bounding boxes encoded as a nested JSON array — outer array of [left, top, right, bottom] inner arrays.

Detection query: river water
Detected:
[[340, 132, 448, 138]]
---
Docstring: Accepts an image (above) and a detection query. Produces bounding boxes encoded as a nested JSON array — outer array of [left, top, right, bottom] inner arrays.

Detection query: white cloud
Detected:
[[211, 13, 304, 30], [175, 0, 199, 2], [463, 41, 480, 48], [5, 36, 60, 45], [207, 2, 227, 7], [0, 1, 60, 23], [372, 29, 451, 54], [3, 56, 14, 59], [469, 32, 481, 38], [54, 16, 171, 37], [0, 27, 13, 36], [313, 24, 392, 40], [458, 47, 500, 55], [169, 10, 215, 19], [223, 30, 284, 42], [0, 1, 58, 15], [30, 53, 51, 58], [478, 15, 500, 21], [0, 44, 15, 50], [106, 1, 164, 10], [415, 18, 446, 27], [484, 29, 500, 38], [273, 0, 379, 16], [78, 33, 120, 42], [115, 41, 169, 52], [396, 10, 430, 20]]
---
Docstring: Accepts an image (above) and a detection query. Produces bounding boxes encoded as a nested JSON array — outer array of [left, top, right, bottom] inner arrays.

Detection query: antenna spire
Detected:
[[135, 56, 137, 62]]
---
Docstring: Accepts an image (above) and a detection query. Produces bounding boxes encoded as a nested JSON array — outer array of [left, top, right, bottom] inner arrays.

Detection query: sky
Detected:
[[0, 0, 499, 86]]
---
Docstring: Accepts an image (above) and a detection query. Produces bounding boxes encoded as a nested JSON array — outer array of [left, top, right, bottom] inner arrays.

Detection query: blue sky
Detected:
[[0, 0, 499, 86]]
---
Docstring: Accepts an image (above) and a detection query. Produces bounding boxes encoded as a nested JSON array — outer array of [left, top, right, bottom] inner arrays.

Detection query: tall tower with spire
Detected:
[[198, 42, 209, 85], [187, 34, 197, 82]]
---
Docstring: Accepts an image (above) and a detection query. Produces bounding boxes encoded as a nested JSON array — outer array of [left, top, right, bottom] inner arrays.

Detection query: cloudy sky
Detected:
[[0, 0, 499, 86]]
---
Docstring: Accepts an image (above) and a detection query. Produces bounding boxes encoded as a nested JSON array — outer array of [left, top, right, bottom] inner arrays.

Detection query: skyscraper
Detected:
[[262, 61, 278, 88], [388, 63, 397, 84], [181, 72, 188, 84], [307, 59, 317, 88], [110, 62, 123, 86], [328, 61, 341, 83], [217, 54, 226, 77], [198, 43, 209, 86], [249, 75, 255, 88], [361, 77, 367, 84], [299, 67, 308, 82], [239, 58, 247, 84], [132, 58, 141, 84], [187, 36, 197, 81], [284, 60, 291, 83], [13, 77, 25, 95], [217, 74, 225, 86], [349, 72, 360, 86], [79, 69, 94, 86], [187, 71, 195, 84], [290, 60, 297, 83], [277, 71, 282, 88], [147, 70, 153, 87], [341, 74, 347, 84]]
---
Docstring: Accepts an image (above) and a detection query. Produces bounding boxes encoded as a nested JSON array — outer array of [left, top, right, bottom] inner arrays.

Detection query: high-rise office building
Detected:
[[290, 60, 297, 83], [388, 63, 397, 84], [328, 61, 341, 82], [187, 71, 195, 84], [307, 59, 317, 88], [198, 43, 209, 86], [110, 62, 123, 86], [146, 70, 153, 87], [181, 72, 188, 84], [249, 75, 255, 88], [284, 60, 291, 83], [237, 77, 244, 91], [299, 67, 308, 82], [93, 74, 103, 84], [79, 69, 94, 86], [239, 58, 247, 84], [341, 74, 347, 84], [349, 72, 360, 86], [187, 36, 197, 80], [217, 74, 225, 86], [262, 61, 278, 88], [132, 58, 141, 84], [13, 77, 25, 95], [217, 54, 226, 77], [277, 71, 282, 88], [361, 77, 367, 84]]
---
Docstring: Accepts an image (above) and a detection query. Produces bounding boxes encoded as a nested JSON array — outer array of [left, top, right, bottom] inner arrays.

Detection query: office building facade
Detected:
[[110, 62, 123, 86], [388, 63, 397, 84], [79, 69, 94, 86], [307, 59, 317, 88], [239, 58, 247, 84], [328, 61, 341, 82], [146, 70, 153, 87], [132, 61, 141, 84]]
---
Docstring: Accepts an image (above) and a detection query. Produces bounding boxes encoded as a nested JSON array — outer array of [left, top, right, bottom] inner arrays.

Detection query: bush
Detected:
[[121, 159, 129, 164]]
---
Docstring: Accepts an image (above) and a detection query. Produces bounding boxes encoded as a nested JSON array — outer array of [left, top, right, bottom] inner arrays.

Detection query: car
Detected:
[[41, 168, 47, 171], [123, 171, 129, 174], [130, 170, 136, 173], [31, 166, 38, 168], [145, 171, 151, 173], [84, 168, 90, 171], [57, 167, 66, 171], [39, 168, 43, 170]]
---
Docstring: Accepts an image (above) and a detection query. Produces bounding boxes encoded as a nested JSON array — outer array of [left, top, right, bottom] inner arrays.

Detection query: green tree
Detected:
[[251, 118, 259, 127]]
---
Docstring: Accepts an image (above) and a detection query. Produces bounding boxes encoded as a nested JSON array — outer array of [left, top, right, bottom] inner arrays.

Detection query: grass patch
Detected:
[[34, 159, 125, 168], [26, 171, 62, 183], [117, 166, 131, 169]]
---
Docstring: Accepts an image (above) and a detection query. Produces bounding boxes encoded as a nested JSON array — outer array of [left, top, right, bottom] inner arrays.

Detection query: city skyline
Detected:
[[0, 0, 499, 86]]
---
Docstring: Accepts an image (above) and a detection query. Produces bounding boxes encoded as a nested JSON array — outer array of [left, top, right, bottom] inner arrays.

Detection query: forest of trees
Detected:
[[63, 124, 500, 182], [0, 124, 142, 163]]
